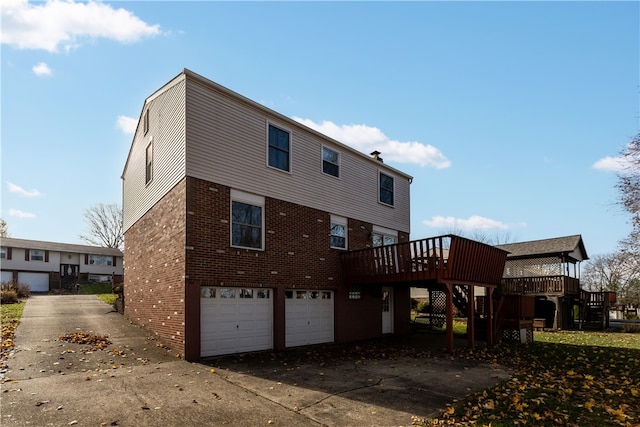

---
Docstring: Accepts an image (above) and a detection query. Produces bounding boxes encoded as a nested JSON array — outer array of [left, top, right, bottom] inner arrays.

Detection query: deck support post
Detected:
[[467, 284, 475, 349], [486, 287, 494, 345], [445, 282, 453, 353]]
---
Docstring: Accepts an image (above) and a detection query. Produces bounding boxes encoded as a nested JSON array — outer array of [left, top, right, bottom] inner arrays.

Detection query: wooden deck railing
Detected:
[[502, 276, 580, 295], [341, 234, 508, 287]]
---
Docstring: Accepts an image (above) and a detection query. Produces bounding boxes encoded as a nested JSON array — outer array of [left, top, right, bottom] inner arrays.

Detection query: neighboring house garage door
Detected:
[[285, 290, 334, 347], [1, 271, 13, 284], [200, 287, 273, 357], [18, 272, 49, 293]]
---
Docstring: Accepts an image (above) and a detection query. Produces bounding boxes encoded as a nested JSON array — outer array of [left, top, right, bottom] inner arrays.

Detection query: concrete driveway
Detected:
[[1, 295, 511, 426]]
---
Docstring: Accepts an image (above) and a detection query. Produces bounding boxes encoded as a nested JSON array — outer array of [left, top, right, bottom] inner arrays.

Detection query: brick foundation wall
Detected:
[[124, 179, 187, 356], [125, 176, 411, 360]]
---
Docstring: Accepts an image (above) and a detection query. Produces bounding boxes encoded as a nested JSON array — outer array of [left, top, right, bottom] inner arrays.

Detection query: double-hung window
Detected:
[[30, 249, 44, 261], [268, 124, 290, 172], [0, 247, 6, 259], [379, 172, 394, 206], [322, 146, 340, 177], [330, 215, 347, 250], [231, 190, 265, 250]]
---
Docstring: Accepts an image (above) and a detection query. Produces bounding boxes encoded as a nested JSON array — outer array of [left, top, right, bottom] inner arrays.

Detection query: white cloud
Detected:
[[7, 182, 42, 197], [32, 62, 52, 76], [8, 209, 36, 219], [423, 215, 511, 231], [293, 118, 451, 169], [1, 0, 161, 52], [592, 155, 632, 173], [116, 115, 137, 135]]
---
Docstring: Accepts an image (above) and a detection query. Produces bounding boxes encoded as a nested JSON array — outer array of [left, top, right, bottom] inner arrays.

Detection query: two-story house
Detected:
[[1, 237, 124, 292], [121, 69, 414, 361]]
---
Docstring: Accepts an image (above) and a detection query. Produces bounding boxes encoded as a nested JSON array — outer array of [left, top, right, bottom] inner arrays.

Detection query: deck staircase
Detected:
[[581, 291, 614, 330]]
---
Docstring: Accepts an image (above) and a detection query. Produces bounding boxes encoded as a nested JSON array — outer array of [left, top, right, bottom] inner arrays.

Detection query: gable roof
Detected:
[[495, 235, 588, 262], [1, 237, 123, 257]]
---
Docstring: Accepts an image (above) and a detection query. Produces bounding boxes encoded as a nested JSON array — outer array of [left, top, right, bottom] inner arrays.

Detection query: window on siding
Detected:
[[89, 255, 113, 266], [268, 124, 290, 172], [0, 247, 5, 259], [231, 191, 264, 250], [143, 109, 150, 135], [379, 172, 394, 206], [322, 146, 340, 177], [30, 250, 44, 261], [330, 215, 347, 250], [145, 141, 153, 185]]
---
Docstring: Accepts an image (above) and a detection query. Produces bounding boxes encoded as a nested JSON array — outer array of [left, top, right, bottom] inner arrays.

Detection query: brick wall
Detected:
[[124, 179, 187, 355], [125, 176, 412, 360]]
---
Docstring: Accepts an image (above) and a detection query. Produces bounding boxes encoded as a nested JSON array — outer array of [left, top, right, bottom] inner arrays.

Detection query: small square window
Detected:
[[309, 291, 320, 299], [257, 289, 270, 299], [220, 288, 236, 298], [296, 291, 307, 299], [379, 172, 394, 206], [239, 288, 253, 298], [268, 124, 290, 172], [322, 146, 339, 177], [348, 286, 362, 300], [201, 287, 216, 298]]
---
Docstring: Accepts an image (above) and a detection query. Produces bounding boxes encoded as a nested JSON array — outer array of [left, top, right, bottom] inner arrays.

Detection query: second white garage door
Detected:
[[286, 290, 334, 347], [17, 272, 49, 293], [200, 287, 273, 357]]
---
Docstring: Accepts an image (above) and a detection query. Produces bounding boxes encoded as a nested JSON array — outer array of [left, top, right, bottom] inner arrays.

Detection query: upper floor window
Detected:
[[0, 247, 6, 259], [322, 146, 340, 177], [330, 215, 347, 250], [89, 255, 113, 266], [379, 172, 394, 206], [268, 124, 290, 172], [231, 190, 264, 250], [30, 249, 44, 261], [143, 109, 150, 135], [145, 140, 153, 185]]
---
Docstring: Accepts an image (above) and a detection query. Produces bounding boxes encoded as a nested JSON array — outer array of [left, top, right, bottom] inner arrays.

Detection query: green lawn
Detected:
[[77, 283, 117, 305], [1, 302, 25, 361], [416, 330, 640, 426]]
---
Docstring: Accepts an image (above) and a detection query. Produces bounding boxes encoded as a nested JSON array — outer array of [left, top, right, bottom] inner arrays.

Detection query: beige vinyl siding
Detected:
[[184, 77, 411, 233], [123, 77, 187, 231]]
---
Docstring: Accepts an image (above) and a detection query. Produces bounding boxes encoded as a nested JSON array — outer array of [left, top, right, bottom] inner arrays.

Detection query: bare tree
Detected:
[[617, 133, 640, 256], [79, 204, 123, 249], [582, 253, 640, 303], [0, 218, 8, 237]]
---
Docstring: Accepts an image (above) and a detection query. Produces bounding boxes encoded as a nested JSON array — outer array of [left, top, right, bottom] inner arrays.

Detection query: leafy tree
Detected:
[[79, 203, 123, 249], [616, 133, 640, 256], [0, 218, 8, 237]]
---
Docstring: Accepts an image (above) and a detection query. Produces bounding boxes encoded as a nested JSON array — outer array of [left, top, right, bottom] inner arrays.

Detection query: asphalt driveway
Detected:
[[1, 295, 512, 426]]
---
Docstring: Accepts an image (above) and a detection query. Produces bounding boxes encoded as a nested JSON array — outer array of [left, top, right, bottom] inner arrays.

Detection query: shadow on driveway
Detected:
[[1, 295, 511, 427]]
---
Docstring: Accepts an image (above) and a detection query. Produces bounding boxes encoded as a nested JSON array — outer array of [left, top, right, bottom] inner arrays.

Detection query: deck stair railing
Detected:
[[581, 291, 616, 330]]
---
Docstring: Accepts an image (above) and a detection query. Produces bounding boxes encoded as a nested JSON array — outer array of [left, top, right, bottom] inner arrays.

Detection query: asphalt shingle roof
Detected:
[[495, 235, 588, 261]]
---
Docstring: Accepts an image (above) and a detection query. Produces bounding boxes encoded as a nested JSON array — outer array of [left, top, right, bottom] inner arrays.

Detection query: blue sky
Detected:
[[1, 0, 638, 258]]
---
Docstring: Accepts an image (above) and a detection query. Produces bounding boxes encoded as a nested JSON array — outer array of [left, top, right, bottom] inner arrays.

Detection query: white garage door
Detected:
[[1, 271, 13, 284], [17, 272, 49, 292], [200, 287, 273, 357], [286, 290, 334, 347]]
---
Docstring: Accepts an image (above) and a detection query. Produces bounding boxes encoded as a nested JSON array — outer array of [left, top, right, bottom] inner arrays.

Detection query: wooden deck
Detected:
[[341, 234, 508, 287], [502, 275, 580, 296]]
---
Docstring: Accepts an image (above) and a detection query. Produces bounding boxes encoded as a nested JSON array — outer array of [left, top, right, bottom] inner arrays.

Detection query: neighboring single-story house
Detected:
[[0, 237, 124, 292]]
